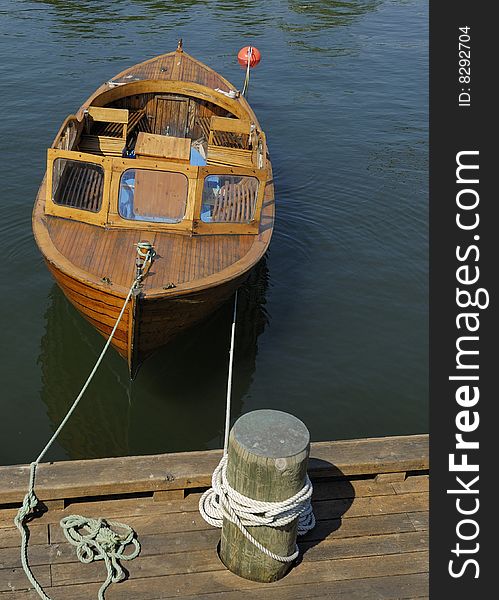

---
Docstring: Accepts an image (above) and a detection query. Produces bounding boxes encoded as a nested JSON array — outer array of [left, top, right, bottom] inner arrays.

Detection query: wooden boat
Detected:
[[32, 42, 274, 378]]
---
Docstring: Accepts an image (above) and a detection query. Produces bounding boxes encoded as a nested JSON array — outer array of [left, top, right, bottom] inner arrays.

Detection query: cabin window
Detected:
[[52, 159, 104, 212], [201, 175, 259, 223], [118, 169, 188, 223]]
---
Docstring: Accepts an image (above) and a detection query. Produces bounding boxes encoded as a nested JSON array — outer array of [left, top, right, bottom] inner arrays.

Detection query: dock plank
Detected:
[[0, 572, 429, 600], [0, 435, 428, 505], [0, 565, 51, 593], [1, 511, 428, 570], [0, 435, 428, 599], [0, 551, 428, 599]]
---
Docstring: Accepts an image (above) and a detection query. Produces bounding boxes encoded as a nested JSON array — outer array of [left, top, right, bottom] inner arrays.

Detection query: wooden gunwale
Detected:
[[33, 51, 274, 299]]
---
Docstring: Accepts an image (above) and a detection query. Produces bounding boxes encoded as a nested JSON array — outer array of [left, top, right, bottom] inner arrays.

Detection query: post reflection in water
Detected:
[[37, 258, 270, 461]]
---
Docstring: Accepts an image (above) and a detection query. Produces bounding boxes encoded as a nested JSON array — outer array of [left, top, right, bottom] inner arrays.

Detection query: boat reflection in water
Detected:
[[38, 257, 270, 461]]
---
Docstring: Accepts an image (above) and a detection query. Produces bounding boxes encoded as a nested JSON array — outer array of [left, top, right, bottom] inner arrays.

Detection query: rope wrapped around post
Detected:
[[199, 454, 315, 563]]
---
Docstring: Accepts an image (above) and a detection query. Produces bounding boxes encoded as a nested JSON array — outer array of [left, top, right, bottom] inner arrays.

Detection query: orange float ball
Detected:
[[237, 46, 261, 68]]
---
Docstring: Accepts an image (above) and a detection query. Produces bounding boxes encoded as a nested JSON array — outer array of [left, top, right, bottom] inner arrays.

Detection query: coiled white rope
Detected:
[[199, 455, 315, 562], [14, 247, 153, 599], [199, 291, 316, 562]]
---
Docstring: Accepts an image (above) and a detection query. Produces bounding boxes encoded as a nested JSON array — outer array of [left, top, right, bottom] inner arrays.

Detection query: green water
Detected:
[[0, 0, 428, 464]]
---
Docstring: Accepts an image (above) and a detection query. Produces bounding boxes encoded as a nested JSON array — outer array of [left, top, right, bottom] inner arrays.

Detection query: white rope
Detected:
[[199, 292, 316, 562], [223, 290, 238, 454], [14, 248, 153, 599], [199, 455, 315, 563]]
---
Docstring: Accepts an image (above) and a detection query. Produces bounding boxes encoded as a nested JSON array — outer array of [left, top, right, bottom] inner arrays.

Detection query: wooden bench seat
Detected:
[[197, 115, 251, 150], [78, 135, 126, 156], [93, 108, 148, 137], [203, 116, 255, 167], [79, 107, 149, 157]]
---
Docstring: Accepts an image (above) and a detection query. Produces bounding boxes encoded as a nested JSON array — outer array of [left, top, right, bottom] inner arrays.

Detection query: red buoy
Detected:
[[237, 46, 261, 69]]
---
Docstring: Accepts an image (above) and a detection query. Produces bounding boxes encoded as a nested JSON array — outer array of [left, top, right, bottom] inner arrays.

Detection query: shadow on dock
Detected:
[[298, 461, 355, 561]]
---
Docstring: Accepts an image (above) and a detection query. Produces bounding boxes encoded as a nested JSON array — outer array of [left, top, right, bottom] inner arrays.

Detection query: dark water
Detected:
[[0, 0, 428, 465]]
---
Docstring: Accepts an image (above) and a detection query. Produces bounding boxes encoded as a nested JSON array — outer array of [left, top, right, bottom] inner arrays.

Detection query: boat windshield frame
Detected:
[[45, 148, 268, 235]]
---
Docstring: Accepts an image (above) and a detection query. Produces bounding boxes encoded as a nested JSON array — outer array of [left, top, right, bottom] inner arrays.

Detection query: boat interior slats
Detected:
[[52, 162, 103, 212], [78, 108, 149, 157], [36, 50, 273, 310]]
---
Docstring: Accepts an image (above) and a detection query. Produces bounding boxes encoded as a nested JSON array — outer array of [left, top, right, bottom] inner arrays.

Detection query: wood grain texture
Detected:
[[0, 435, 428, 506], [0, 432, 428, 599], [220, 411, 310, 582], [32, 49, 275, 374], [134, 132, 191, 161]]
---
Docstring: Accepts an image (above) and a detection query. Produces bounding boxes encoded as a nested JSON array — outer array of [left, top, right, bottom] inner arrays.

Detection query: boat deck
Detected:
[[0, 435, 429, 599]]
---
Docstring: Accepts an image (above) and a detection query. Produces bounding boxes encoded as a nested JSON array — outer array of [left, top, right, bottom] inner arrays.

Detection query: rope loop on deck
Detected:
[[14, 246, 154, 600], [199, 454, 315, 563], [60, 515, 141, 600]]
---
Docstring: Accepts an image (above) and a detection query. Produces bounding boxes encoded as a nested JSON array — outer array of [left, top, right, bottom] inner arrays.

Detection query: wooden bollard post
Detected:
[[220, 409, 310, 582]]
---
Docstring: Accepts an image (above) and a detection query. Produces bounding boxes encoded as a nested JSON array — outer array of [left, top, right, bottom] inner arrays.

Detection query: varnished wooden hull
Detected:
[[33, 48, 274, 376], [47, 259, 248, 377]]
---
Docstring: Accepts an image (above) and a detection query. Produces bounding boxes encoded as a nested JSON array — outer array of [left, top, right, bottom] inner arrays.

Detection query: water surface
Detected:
[[0, 0, 428, 464]]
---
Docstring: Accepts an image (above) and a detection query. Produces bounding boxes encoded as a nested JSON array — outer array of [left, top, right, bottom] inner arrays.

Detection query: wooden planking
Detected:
[[0, 484, 427, 533], [0, 435, 428, 505], [308, 434, 428, 478], [0, 509, 427, 564], [0, 566, 51, 593], [142, 573, 429, 600], [313, 492, 428, 521], [0, 551, 428, 598], [0, 573, 429, 600], [45, 217, 255, 292], [0, 525, 48, 549], [1, 530, 426, 587], [312, 474, 429, 501], [135, 132, 191, 161], [0, 512, 427, 570], [1, 432, 428, 599]]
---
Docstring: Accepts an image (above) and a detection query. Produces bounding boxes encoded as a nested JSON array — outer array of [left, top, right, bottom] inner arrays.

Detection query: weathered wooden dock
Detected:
[[0, 434, 428, 599]]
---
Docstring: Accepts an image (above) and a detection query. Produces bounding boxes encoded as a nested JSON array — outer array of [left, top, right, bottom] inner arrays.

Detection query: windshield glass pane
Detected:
[[119, 169, 187, 223], [201, 175, 259, 223], [52, 159, 104, 212]]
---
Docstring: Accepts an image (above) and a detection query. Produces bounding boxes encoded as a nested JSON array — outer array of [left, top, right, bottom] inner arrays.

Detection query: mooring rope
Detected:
[[60, 515, 141, 600], [14, 247, 154, 600], [198, 291, 316, 562]]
